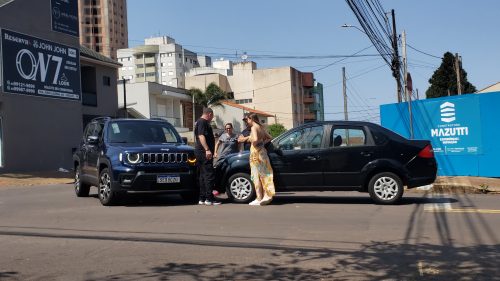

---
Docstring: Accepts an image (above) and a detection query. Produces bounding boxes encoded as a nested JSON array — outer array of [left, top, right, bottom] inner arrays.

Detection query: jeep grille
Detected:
[[142, 153, 189, 164]]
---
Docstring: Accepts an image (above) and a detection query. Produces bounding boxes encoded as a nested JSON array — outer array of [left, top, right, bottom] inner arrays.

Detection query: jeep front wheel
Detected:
[[98, 168, 120, 206], [226, 173, 255, 203], [74, 165, 90, 197]]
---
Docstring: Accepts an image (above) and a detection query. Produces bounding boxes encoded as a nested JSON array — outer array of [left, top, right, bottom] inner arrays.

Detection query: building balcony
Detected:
[[303, 95, 315, 104], [301, 72, 314, 88]]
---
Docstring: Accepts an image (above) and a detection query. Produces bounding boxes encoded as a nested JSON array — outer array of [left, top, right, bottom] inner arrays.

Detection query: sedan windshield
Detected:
[[107, 121, 180, 143]]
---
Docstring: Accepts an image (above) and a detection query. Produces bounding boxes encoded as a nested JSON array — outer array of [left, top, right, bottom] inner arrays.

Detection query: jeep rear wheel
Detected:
[[74, 165, 90, 197], [98, 168, 120, 206], [368, 172, 404, 205], [226, 173, 255, 203]]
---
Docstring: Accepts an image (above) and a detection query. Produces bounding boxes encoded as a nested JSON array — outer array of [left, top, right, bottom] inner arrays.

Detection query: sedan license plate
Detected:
[[157, 175, 180, 184]]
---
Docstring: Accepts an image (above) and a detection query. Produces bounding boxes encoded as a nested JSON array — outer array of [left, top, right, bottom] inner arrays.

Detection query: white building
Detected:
[[117, 82, 192, 133], [117, 36, 211, 88]]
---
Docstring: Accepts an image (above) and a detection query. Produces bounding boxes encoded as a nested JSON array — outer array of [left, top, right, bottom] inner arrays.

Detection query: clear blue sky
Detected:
[[127, 0, 500, 123]]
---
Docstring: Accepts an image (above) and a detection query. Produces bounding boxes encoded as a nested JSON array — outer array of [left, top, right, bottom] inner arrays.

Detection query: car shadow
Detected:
[[269, 194, 458, 206]]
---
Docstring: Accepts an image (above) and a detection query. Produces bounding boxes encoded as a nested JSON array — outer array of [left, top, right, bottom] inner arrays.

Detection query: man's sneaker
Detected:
[[198, 200, 205, 205], [205, 200, 222, 206]]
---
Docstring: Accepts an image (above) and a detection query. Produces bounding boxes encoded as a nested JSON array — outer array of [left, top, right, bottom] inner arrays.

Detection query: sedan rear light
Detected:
[[418, 144, 434, 158]]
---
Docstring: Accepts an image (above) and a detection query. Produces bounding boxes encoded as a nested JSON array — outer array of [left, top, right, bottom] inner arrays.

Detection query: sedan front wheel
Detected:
[[226, 173, 255, 203]]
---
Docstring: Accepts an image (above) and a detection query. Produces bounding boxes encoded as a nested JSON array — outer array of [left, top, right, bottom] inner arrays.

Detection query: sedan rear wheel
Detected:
[[226, 173, 255, 203], [368, 172, 403, 205]]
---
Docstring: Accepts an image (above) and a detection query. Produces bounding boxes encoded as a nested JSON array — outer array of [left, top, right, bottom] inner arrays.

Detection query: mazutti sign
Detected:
[[1, 29, 81, 101], [426, 98, 482, 155]]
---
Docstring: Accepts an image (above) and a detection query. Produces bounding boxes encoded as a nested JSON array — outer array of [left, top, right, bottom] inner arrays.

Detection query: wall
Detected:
[[0, 0, 83, 172], [380, 92, 500, 177]]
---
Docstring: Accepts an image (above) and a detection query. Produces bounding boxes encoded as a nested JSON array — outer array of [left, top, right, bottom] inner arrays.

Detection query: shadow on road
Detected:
[[82, 242, 499, 281], [86, 192, 458, 207]]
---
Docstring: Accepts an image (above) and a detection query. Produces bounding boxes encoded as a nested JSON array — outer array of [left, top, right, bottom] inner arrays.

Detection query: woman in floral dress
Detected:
[[242, 113, 275, 206]]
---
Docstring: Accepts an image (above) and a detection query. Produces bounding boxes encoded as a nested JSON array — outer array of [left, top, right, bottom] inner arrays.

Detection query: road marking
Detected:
[[424, 202, 452, 212], [427, 208, 500, 214]]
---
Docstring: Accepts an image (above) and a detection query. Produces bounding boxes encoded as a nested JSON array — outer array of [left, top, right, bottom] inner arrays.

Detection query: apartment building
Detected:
[[117, 36, 211, 88], [186, 61, 323, 129], [78, 0, 128, 59]]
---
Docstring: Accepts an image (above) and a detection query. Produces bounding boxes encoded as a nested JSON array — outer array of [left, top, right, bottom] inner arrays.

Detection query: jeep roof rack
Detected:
[[90, 116, 112, 123]]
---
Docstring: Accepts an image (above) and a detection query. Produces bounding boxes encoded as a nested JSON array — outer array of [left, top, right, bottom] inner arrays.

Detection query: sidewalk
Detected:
[[0, 171, 73, 187]]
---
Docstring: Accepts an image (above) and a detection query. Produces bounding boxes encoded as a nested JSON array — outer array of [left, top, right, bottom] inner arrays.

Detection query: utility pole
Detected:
[[455, 53, 462, 95], [391, 9, 402, 103], [402, 30, 413, 139], [343, 67, 348, 121]]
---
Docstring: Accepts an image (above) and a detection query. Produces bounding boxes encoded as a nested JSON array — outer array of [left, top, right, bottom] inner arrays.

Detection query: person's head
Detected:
[[242, 113, 251, 127], [224, 123, 234, 134], [202, 107, 214, 121], [246, 113, 261, 127]]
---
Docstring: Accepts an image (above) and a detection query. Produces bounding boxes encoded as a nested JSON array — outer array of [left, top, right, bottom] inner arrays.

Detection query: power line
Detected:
[[407, 43, 441, 59]]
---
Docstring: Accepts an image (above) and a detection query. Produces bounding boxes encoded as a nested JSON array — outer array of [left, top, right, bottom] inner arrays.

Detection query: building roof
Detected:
[[477, 81, 500, 93], [80, 45, 122, 67], [222, 101, 274, 117]]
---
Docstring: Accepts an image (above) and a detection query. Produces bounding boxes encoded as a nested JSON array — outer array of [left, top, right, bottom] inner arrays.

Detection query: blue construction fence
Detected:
[[380, 91, 500, 177]]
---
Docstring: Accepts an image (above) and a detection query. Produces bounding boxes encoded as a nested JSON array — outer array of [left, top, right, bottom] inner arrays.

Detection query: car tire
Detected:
[[226, 173, 255, 203], [368, 172, 404, 205], [98, 168, 120, 206], [74, 165, 90, 197]]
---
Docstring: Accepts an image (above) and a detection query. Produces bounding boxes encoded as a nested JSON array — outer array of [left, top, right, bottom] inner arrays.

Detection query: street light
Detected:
[[118, 77, 130, 118]]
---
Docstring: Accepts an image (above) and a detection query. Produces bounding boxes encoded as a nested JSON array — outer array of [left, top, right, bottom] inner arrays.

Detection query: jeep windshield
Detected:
[[107, 120, 181, 144]]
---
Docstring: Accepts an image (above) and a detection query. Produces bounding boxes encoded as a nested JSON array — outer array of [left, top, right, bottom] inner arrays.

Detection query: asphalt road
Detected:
[[0, 184, 499, 281]]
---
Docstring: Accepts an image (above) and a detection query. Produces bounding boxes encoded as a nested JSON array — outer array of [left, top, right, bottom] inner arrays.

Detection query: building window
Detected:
[[146, 72, 155, 77], [136, 73, 145, 78], [103, 76, 111, 86], [161, 72, 166, 77], [168, 71, 173, 76], [167, 62, 173, 66], [236, 99, 252, 104]]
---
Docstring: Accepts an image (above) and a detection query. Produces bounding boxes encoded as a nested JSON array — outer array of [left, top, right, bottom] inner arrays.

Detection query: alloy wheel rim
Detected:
[[99, 172, 111, 201], [373, 177, 398, 201], [230, 177, 252, 200]]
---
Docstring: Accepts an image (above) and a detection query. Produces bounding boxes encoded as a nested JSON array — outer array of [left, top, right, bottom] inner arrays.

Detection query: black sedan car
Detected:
[[215, 121, 437, 204]]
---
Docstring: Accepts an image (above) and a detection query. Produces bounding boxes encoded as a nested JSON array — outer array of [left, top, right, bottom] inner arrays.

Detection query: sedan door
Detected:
[[323, 125, 377, 188], [271, 125, 326, 189]]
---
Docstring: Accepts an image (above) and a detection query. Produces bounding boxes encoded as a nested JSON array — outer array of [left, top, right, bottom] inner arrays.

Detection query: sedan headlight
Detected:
[[126, 152, 142, 164]]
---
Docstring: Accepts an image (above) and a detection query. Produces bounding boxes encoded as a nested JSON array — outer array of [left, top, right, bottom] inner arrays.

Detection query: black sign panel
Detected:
[[1, 29, 81, 101], [51, 0, 79, 37]]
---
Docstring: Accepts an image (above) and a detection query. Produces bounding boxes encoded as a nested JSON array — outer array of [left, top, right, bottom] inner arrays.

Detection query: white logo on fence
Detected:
[[440, 102, 456, 123]]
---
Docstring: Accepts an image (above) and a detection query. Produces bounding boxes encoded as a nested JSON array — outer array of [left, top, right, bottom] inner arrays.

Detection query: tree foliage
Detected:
[[426, 52, 477, 99], [187, 83, 229, 108], [268, 123, 287, 138]]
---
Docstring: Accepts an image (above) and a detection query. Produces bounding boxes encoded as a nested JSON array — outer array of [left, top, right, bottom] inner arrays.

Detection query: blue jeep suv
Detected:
[[73, 117, 198, 206]]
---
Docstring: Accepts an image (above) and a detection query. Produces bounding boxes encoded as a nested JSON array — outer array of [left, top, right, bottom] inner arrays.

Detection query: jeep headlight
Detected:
[[126, 152, 142, 164]]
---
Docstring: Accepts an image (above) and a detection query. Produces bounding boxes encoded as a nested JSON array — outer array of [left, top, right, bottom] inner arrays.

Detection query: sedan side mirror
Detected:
[[181, 137, 188, 144], [87, 135, 99, 145]]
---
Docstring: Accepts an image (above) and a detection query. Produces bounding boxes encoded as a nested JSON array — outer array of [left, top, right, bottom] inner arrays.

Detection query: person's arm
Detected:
[[198, 134, 212, 160], [214, 139, 221, 158]]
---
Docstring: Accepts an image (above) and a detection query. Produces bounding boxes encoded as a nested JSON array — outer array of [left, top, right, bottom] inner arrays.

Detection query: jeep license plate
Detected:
[[157, 175, 180, 184]]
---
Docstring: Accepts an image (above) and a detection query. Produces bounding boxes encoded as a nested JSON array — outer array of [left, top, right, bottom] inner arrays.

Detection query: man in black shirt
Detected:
[[194, 107, 221, 205]]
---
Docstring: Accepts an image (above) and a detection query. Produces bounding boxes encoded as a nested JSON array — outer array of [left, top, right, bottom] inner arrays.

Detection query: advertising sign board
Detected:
[[1, 29, 81, 101], [416, 96, 482, 155], [51, 0, 79, 37]]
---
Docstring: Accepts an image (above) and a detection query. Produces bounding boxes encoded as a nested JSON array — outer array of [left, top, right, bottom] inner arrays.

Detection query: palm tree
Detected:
[[187, 82, 229, 108]]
